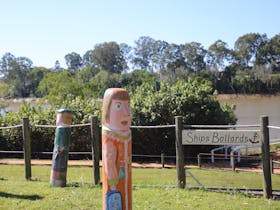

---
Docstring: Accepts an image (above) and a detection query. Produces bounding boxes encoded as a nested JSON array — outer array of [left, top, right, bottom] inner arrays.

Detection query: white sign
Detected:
[[182, 130, 261, 146]]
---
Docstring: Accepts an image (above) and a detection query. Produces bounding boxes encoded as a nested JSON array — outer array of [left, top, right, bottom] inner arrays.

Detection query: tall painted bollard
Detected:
[[50, 109, 73, 187], [102, 88, 132, 210]]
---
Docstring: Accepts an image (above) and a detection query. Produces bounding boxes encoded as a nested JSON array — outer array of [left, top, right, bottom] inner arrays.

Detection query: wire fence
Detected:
[[1, 120, 280, 163], [0, 116, 280, 196]]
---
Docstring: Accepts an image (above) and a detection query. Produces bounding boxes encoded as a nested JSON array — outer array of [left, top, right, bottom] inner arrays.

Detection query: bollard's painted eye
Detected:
[[115, 103, 122, 110]]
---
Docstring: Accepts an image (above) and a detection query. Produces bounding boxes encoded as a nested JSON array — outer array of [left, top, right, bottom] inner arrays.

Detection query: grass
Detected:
[[1, 165, 280, 209]]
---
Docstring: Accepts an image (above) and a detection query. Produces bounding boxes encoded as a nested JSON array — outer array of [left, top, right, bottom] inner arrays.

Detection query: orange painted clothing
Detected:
[[102, 127, 132, 210]]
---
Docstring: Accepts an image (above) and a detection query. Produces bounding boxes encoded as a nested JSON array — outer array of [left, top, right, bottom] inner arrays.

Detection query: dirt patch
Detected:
[[1, 159, 279, 174]]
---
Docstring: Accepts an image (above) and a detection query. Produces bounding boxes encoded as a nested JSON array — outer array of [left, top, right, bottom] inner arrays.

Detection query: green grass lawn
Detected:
[[0, 165, 280, 209]]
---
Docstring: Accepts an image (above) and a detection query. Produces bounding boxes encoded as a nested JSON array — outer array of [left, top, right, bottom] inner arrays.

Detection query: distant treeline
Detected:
[[1, 32, 280, 99]]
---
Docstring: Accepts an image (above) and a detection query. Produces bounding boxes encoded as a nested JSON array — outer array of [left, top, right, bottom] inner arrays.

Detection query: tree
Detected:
[[54, 60, 63, 72], [92, 42, 127, 74], [207, 40, 233, 71], [164, 43, 186, 83], [0, 53, 34, 97], [64, 52, 83, 70], [0, 81, 11, 98], [82, 50, 94, 68], [150, 40, 169, 73], [119, 43, 133, 73], [234, 33, 268, 68], [181, 42, 207, 72], [90, 70, 122, 97], [0, 53, 16, 77], [121, 70, 157, 93], [265, 34, 280, 72], [38, 71, 82, 104], [132, 36, 155, 71], [28, 67, 52, 97]]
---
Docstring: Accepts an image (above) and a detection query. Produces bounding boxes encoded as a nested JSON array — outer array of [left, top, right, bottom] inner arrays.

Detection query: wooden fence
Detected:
[[1, 115, 280, 199]]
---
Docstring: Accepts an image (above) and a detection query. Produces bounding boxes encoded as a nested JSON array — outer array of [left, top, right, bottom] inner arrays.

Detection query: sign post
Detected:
[[175, 116, 186, 189]]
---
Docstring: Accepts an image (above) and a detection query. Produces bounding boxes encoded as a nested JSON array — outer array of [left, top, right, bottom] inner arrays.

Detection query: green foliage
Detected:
[[89, 70, 122, 98], [0, 81, 12, 98], [92, 41, 127, 73], [130, 78, 236, 156], [0, 98, 102, 152], [131, 79, 236, 125], [38, 71, 82, 104], [121, 70, 157, 93]]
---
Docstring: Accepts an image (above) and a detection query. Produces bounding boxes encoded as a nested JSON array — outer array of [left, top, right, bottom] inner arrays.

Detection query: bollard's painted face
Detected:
[[102, 88, 131, 131], [109, 99, 131, 131]]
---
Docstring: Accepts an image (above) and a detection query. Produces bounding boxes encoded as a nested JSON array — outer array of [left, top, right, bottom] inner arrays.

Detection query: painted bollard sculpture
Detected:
[[102, 88, 132, 210], [50, 109, 73, 187]]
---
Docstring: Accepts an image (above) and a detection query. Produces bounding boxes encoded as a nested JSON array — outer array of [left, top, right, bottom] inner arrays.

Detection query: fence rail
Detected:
[[0, 124, 22, 129], [183, 124, 260, 129], [268, 125, 280, 130]]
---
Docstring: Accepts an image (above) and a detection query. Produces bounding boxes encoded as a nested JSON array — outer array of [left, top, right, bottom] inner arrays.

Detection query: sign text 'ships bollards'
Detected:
[[102, 88, 132, 210], [50, 109, 73, 187]]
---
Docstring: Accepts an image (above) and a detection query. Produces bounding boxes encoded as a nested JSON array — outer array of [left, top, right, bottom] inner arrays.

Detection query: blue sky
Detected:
[[0, 0, 279, 68]]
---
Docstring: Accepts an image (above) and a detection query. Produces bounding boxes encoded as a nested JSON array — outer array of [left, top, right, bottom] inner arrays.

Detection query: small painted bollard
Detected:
[[102, 88, 132, 210], [50, 109, 73, 187]]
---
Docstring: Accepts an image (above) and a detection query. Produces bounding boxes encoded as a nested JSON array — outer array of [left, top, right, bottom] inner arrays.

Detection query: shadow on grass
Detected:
[[0, 191, 43, 200]]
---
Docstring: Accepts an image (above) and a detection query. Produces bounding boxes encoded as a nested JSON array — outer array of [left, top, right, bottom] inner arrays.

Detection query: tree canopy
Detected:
[[1, 32, 280, 98]]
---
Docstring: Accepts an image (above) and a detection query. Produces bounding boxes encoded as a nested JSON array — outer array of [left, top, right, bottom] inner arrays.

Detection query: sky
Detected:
[[0, 0, 279, 69]]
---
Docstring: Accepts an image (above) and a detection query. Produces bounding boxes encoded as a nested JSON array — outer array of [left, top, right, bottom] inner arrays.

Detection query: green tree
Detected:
[[234, 33, 268, 68], [28, 67, 52, 97], [82, 50, 94, 68], [132, 36, 155, 71], [38, 71, 82, 104], [120, 43, 133, 73], [92, 42, 127, 73], [0, 52, 16, 78], [121, 70, 157, 93], [181, 42, 207, 73], [65, 52, 83, 70], [0, 81, 11, 98], [165, 43, 186, 84], [207, 40, 233, 71], [0, 53, 34, 97], [265, 34, 280, 72], [151, 40, 169, 73], [90, 70, 122, 98], [131, 79, 236, 155], [132, 79, 236, 125]]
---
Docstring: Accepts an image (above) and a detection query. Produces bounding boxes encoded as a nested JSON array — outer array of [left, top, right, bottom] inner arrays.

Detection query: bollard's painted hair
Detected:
[[102, 88, 130, 125]]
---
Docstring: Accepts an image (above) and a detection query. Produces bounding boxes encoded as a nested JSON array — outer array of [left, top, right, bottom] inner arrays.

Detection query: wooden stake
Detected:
[[23, 117, 31, 180], [175, 116, 185, 188], [260, 115, 272, 199]]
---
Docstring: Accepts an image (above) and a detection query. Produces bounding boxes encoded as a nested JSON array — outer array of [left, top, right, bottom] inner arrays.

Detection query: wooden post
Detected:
[[197, 154, 201, 168], [90, 116, 100, 185], [231, 155, 235, 171], [50, 109, 73, 187], [175, 116, 185, 188], [161, 153, 165, 169], [260, 115, 272, 199], [22, 117, 31, 180], [101, 88, 132, 210], [270, 159, 274, 175]]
